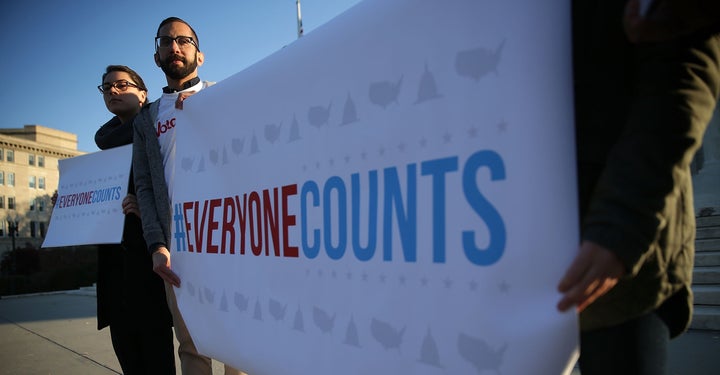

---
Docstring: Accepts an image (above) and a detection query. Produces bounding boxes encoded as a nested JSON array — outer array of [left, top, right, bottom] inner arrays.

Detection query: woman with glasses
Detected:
[[94, 65, 176, 374]]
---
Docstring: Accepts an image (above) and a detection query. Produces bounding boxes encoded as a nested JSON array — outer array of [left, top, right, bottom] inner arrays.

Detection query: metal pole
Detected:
[[296, 0, 304, 38]]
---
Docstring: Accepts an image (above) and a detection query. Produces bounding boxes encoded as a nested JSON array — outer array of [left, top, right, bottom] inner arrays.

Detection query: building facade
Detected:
[[0, 125, 84, 257]]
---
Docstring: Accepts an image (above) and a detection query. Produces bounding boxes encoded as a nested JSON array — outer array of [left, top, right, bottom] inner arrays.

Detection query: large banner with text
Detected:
[[172, 0, 579, 373], [43, 144, 131, 247]]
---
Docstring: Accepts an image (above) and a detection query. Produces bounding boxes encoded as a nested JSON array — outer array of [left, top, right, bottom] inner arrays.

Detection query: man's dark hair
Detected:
[[157, 17, 200, 50]]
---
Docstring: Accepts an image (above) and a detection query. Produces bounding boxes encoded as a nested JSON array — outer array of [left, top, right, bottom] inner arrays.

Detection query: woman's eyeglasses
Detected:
[[98, 80, 142, 94]]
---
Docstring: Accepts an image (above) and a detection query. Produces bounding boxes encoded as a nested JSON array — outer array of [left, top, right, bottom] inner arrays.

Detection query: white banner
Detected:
[[43, 144, 131, 247], [172, 0, 579, 374]]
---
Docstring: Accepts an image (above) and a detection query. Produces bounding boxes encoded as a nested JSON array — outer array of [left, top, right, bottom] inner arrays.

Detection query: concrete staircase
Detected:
[[691, 215, 720, 330]]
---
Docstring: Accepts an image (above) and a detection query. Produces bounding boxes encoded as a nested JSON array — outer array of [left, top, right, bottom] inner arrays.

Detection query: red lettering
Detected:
[[193, 200, 209, 253], [183, 202, 195, 252], [156, 118, 176, 136], [222, 197, 236, 254], [178, 187, 300, 260], [282, 184, 298, 257], [263, 188, 280, 256], [206, 198, 222, 254], [249, 191, 262, 256], [235, 194, 247, 255]]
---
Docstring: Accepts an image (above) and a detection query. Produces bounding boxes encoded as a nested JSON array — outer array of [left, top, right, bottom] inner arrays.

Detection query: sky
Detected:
[[1, 0, 363, 153]]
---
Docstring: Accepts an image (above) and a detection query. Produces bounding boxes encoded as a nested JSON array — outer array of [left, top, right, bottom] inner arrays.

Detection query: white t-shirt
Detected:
[[155, 80, 208, 200]]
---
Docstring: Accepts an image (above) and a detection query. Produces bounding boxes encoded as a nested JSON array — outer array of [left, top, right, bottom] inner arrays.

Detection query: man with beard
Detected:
[[132, 17, 245, 375]]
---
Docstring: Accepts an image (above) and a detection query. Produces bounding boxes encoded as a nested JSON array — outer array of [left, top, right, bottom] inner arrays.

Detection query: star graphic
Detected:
[[498, 120, 508, 133], [499, 280, 510, 293], [467, 126, 479, 138], [469, 280, 478, 291]]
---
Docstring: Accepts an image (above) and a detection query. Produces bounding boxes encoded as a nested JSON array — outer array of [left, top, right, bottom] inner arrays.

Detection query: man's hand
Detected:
[[121, 194, 141, 218], [175, 91, 196, 109], [152, 246, 181, 287], [557, 241, 625, 312]]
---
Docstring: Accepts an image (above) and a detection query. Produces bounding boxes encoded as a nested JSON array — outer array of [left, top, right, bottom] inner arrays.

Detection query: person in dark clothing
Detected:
[[95, 65, 175, 374], [558, 0, 720, 374]]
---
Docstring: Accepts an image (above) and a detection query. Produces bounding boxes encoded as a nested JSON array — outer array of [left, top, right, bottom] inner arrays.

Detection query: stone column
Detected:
[[692, 100, 720, 216]]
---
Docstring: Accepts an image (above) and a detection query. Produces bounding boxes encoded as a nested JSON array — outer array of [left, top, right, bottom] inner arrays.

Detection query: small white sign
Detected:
[[43, 144, 132, 247]]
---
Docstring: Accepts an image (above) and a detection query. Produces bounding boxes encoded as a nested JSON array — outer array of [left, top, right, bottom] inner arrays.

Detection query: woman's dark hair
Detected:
[[101, 65, 148, 104]]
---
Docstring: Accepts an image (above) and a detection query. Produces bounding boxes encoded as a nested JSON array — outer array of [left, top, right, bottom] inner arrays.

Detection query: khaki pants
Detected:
[[165, 282, 246, 375]]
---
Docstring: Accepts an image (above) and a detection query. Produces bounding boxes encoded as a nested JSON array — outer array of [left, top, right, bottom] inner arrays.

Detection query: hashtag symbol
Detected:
[[173, 203, 187, 252]]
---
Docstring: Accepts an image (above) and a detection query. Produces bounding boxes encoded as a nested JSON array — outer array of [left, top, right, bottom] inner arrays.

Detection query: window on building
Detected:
[[0, 196, 4, 209], [31, 221, 37, 238], [8, 197, 15, 209], [0, 171, 3, 185], [40, 222, 46, 238], [38, 155, 45, 167], [0, 221, 5, 237], [38, 198, 46, 212], [6, 150, 14, 163], [28, 154, 35, 166], [38, 177, 45, 189], [0, 149, 3, 161], [7, 172, 14, 187], [29, 198, 35, 211], [29, 176, 36, 189]]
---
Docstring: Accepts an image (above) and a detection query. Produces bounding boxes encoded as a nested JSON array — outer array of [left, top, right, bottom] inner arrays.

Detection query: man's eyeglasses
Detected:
[[98, 80, 143, 94], [155, 35, 199, 51]]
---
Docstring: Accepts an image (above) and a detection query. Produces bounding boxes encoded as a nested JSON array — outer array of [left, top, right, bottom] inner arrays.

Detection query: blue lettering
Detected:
[[351, 171, 378, 261], [301, 181, 321, 259], [323, 176, 347, 260], [462, 150, 506, 266], [382, 165, 417, 262], [421, 157, 459, 263]]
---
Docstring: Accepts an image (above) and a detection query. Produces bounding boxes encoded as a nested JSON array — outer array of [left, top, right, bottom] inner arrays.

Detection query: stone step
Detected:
[[697, 226, 720, 240], [64, 283, 97, 297], [696, 215, 720, 228], [697, 238, 720, 252], [691, 305, 720, 331], [693, 285, 720, 305], [695, 251, 720, 267], [690, 216, 720, 331], [693, 266, 720, 284]]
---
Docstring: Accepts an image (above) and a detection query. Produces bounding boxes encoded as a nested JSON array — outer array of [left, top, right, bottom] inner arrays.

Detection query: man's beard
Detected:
[[159, 54, 198, 80]]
